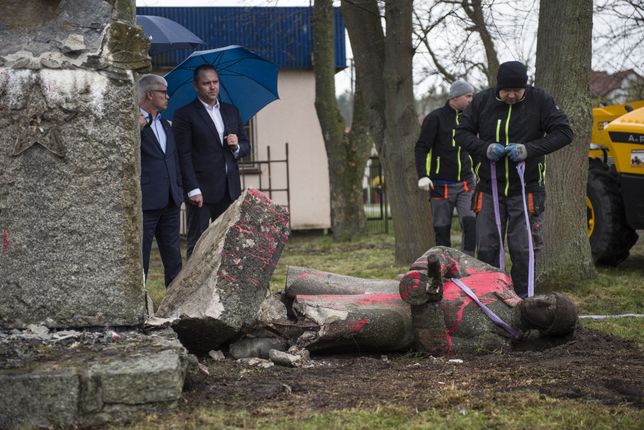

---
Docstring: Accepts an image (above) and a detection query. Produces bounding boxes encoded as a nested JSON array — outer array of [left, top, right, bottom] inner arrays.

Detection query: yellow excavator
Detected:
[[587, 100, 644, 265]]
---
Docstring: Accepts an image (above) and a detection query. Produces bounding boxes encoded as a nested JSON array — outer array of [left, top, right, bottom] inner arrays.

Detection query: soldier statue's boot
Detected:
[[425, 255, 443, 302]]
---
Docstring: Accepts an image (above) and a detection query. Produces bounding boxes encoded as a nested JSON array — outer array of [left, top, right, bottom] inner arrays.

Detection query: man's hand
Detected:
[[225, 133, 240, 152], [418, 177, 434, 191], [506, 143, 527, 162], [486, 143, 506, 161], [189, 193, 203, 208], [138, 113, 147, 130]]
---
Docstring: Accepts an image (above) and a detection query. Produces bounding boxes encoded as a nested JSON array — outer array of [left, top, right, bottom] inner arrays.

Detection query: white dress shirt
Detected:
[[187, 99, 240, 198], [140, 108, 166, 153]]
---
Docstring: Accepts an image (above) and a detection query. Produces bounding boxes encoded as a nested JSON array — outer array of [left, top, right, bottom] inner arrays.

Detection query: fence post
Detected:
[[285, 142, 291, 230], [267, 145, 273, 200]]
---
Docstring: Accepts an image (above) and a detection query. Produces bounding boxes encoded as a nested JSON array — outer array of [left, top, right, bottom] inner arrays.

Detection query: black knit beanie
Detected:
[[496, 61, 528, 90]]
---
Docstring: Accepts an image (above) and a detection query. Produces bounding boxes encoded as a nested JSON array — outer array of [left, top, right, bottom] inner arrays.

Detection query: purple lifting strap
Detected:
[[489, 161, 506, 271], [516, 162, 535, 297], [452, 278, 522, 339]]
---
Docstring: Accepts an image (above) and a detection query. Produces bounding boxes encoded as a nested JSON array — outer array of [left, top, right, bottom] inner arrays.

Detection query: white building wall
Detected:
[[251, 69, 331, 230]]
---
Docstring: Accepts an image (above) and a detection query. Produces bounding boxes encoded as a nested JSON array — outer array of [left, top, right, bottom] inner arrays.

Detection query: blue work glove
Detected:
[[506, 143, 528, 162], [486, 143, 506, 161]]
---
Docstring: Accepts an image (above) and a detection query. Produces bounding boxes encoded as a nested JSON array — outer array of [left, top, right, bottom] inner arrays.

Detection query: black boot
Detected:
[[426, 255, 443, 302], [462, 216, 476, 256], [434, 225, 451, 247]]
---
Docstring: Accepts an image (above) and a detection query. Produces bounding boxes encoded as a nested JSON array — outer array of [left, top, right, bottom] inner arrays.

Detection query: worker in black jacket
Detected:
[[455, 61, 573, 297], [415, 80, 476, 255]]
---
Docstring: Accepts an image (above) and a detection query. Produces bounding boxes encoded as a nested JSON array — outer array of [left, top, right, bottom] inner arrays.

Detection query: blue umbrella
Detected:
[[136, 15, 204, 55], [164, 45, 280, 123]]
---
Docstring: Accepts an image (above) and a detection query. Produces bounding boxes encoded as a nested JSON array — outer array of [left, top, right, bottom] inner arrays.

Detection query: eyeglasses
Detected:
[[150, 89, 168, 95]]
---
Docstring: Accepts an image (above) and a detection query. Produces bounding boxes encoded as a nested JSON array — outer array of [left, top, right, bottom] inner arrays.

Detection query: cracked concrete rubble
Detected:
[[222, 266, 415, 365], [0, 326, 188, 430], [156, 188, 291, 354]]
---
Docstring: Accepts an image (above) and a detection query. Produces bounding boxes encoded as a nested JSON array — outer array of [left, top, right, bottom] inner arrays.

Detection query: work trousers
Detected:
[[430, 180, 476, 255], [472, 191, 544, 297]]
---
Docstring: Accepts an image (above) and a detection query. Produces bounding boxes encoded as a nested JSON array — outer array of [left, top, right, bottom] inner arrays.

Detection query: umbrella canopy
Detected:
[[164, 45, 279, 123], [136, 15, 204, 55]]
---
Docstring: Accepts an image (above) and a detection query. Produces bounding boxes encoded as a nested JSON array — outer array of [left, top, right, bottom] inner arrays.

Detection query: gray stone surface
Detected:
[[268, 348, 310, 368], [157, 189, 290, 353], [229, 337, 287, 359], [0, 2, 186, 428], [0, 0, 150, 328], [0, 328, 187, 429], [0, 368, 81, 428], [291, 293, 415, 353]]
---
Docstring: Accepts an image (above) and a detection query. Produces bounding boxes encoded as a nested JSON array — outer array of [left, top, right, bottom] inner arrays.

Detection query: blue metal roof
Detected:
[[136, 7, 347, 70]]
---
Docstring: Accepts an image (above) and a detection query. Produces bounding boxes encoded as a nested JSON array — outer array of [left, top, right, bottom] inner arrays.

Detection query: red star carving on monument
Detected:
[[13, 86, 77, 158]]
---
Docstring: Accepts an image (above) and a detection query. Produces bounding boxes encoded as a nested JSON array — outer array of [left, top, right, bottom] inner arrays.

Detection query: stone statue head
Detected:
[[519, 293, 578, 336]]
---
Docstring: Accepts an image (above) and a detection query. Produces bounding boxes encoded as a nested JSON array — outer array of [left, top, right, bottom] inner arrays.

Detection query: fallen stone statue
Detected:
[[253, 246, 577, 356]]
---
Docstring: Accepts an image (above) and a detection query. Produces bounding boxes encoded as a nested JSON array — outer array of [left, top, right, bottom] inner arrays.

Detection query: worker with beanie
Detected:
[[415, 79, 477, 256], [455, 61, 573, 297]]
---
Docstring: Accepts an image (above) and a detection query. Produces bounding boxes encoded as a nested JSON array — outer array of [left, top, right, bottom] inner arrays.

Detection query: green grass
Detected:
[[110, 395, 643, 430], [268, 232, 406, 291]]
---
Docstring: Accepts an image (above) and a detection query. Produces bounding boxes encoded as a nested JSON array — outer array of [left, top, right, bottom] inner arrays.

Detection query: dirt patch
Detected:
[[181, 327, 643, 414]]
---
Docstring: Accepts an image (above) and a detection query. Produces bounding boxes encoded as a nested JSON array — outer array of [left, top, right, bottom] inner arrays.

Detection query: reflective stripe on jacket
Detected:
[[415, 103, 474, 182], [455, 86, 573, 196]]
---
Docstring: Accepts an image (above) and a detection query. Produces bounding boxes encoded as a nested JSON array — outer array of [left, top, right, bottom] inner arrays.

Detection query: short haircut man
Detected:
[[173, 64, 251, 258]]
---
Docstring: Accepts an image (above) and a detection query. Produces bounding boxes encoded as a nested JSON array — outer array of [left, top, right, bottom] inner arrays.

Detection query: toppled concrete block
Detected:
[[278, 266, 414, 353], [157, 189, 290, 354], [291, 292, 414, 353], [0, 328, 187, 429], [286, 265, 399, 297]]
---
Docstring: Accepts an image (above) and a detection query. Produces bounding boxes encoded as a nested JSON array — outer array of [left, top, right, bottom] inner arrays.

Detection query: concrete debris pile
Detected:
[[212, 266, 415, 365]]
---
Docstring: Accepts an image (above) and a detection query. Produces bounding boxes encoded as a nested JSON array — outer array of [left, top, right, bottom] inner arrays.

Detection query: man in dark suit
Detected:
[[138, 74, 183, 287], [173, 64, 250, 258]]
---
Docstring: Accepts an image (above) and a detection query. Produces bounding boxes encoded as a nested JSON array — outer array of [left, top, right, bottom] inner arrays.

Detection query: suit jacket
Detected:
[[140, 115, 183, 211], [173, 98, 250, 204]]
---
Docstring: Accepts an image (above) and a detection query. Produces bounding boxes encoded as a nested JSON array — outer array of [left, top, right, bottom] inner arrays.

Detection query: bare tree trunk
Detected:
[[312, 0, 371, 240], [461, 0, 499, 86], [342, 0, 434, 264], [535, 0, 596, 283]]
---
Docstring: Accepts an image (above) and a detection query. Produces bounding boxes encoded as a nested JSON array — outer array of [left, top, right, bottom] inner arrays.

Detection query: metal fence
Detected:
[[178, 150, 390, 236], [240, 143, 290, 211]]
